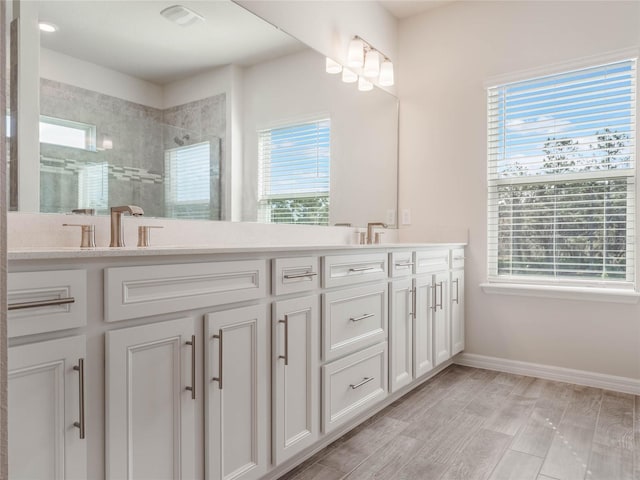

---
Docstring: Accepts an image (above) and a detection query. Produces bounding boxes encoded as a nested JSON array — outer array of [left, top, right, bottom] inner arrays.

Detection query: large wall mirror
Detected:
[[8, 0, 399, 228]]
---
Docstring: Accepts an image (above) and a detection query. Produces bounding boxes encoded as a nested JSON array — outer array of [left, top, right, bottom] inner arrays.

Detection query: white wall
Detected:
[[398, 1, 640, 379], [241, 48, 398, 227]]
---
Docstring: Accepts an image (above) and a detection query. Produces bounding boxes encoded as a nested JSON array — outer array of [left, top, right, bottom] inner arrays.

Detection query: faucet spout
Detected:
[[366, 222, 388, 245], [110, 205, 144, 247]]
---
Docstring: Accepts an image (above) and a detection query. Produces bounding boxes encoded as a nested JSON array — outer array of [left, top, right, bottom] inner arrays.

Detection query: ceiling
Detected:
[[379, 0, 456, 19], [36, 0, 305, 85]]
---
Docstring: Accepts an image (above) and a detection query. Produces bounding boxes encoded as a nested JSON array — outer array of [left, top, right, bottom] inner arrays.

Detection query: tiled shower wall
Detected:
[[39, 78, 225, 218]]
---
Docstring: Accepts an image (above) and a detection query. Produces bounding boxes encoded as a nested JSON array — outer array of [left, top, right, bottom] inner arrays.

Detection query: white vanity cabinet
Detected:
[[105, 317, 197, 480], [8, 335, 86, 480], [7, 243, 464, 480], [450, 249, 465, 356], [205, 305, 269, 480], [272, 295, 320, 464], [389, 278, 413, 392]]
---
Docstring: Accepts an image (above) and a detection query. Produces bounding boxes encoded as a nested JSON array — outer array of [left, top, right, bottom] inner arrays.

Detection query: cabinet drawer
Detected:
[[322, 342, 387, 433], [105, 260, 266, 322], [322, 253, 387, 288], [322, 284, 387, 361], [389, 251, 414, 278], [8, 270, 87, 337], [272, 257, 319, 296], [451, 248, 465, 269], [415, 249, 449, 274]]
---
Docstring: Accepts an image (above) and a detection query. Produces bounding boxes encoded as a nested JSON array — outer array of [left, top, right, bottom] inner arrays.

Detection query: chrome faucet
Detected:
[[110, 205, 144, 247], [366, 222, 388, 244]]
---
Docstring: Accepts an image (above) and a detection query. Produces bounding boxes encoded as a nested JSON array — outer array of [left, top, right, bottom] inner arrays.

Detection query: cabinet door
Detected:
[[9, 335, 86, 480], [272, 296, 319, 465], [451, 269, 465, 355], [106, 318, 196, 480], [205, 305, 268, 480], [389, 279, 413, 392], [414, 275, 434, 378], [433, 272, 451, 366]]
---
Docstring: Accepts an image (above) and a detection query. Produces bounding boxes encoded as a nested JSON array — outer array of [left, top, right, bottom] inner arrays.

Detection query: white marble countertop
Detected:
[[8, 242, 467, 260]]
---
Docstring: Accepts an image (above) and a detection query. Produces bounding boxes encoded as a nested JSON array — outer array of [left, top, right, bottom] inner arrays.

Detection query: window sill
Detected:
[[480, 283, 640, 304]]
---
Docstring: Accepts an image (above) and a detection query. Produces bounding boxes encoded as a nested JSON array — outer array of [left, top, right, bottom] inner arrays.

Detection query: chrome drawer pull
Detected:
[[350, 313, 374, 322], [348, 266, 376, 273], [212, 330, 223, 390], [350, 377, 374, 389], [185, 335, 196, 399], [73, 358, 85, 439], [438, 281, 444, 310], [279, 315, 289, 366], [453, 278, 459, 304], [283, 271, 318, 280], [8, 297, 75, 311], [395, 262, 414, 267], [431, 285, 437, 312]]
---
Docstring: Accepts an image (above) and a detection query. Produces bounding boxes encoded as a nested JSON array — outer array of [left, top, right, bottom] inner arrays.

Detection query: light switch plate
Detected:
[[401, 209, 411, 225]]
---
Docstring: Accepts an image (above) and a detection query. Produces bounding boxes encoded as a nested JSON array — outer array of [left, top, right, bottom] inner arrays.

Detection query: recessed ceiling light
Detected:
[[160, 5, 205, 27], [38, 22, 58, 33]]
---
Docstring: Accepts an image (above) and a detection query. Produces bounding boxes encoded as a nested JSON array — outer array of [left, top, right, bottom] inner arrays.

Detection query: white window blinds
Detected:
[[258, 119, 330, 225], [165, 141, 211, 219], [487, 59, 637, 286]]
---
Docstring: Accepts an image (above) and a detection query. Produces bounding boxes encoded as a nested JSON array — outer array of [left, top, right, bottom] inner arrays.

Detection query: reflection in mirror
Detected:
[[12, 0, 398, 227]]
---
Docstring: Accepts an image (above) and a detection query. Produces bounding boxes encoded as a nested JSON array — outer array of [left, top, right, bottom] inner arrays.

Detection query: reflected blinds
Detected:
[[165, 141, 211, 219], [258, 119, 330, 225], [487, 59, 637, 285]]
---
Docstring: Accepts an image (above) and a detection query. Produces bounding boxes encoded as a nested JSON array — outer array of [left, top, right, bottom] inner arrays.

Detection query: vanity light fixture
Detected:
[[378, 59, 394, 87], [38, 22, 58, 33], [347, 36, 365, 68], [342, 68, 358, 83], [325, 57, 342, 74], [358, 76, 373, 92], [160, 5, 205, 27], [363, 49, 380, 78]]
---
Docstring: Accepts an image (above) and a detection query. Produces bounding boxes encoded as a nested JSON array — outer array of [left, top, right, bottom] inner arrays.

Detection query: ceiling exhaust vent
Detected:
[[160, 5, 205, 27]]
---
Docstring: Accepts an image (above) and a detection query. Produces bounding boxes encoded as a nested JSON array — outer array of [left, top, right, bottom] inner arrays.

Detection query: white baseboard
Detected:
[[454, 353, 640, 395]]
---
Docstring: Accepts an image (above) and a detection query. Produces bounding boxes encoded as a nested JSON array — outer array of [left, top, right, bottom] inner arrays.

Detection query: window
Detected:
[[39, 115, 96, 150], [487, 59, 636, 287], [258, 119, 330, 225], [165, 141, 212, 219]]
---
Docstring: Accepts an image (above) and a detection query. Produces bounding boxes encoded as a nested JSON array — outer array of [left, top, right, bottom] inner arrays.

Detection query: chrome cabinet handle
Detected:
[[283, 271, 318, 279], [350, 313, 374, 322], [350, 377, 374, 389], [395, 262, 414, 268], [437, 282, 444, 310], [185, 335, 196, 399], [410, 286, 416, 319], [73, 358, 85, 439], [279, 315, 289, 366], [212, 330, 223, 389], [349, 266, 376, 273], [431, 284, 437, 312], [453, 278, 459, 304], [9, 297, 75, 311]]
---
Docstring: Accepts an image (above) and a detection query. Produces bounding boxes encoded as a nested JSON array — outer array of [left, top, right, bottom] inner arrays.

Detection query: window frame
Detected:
[[486, 54, 639, 292], [39, 115, 97, 151], [257, 117, 331, 226]]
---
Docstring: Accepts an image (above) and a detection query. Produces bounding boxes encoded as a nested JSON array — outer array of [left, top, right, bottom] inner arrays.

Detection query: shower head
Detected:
[[173, 134, 190, 146]]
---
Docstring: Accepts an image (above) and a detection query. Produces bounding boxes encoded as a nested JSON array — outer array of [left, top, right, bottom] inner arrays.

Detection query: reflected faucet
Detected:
[[110, 205, 144, 247], [366, 222, 388, 245]]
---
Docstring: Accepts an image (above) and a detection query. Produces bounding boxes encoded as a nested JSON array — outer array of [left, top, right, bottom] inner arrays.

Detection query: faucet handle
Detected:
[[138, 225, 163, 247], [63, 224, 96, 248]]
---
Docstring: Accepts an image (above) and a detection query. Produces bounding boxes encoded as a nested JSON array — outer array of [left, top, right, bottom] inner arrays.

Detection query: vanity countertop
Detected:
[[8, 243, 467, 260]]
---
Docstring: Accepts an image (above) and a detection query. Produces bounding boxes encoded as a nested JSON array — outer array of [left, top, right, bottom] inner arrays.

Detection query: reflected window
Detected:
[[165, 141, 211, 219], [78, 163, 108, 212], [39, 115, 96, 151], [258, 118, 330, 225]]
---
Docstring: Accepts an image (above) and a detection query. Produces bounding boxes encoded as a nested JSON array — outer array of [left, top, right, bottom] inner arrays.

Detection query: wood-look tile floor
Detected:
[[279, 365, 639, 480]]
